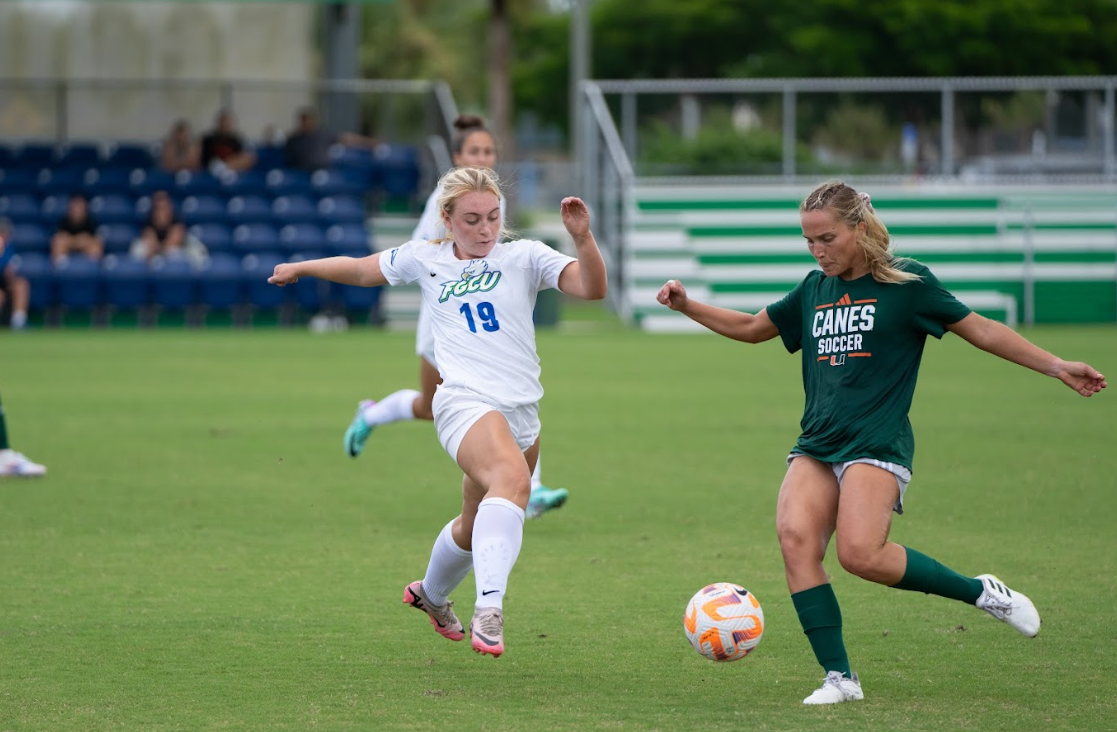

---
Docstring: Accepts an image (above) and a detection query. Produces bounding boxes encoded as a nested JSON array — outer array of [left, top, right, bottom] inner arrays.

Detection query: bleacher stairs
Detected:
[[627, 185, 1117, 331]]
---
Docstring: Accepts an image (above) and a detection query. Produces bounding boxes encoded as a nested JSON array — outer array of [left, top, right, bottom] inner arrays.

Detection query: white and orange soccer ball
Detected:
[[684, 582, 765, 662]]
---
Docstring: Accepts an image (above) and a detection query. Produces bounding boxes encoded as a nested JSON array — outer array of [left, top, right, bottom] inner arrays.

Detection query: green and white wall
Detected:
[[627, 185, 1117, 331]]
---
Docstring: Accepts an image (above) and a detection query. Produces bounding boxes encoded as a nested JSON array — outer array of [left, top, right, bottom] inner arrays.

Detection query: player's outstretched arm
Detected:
[[656, 279, 779, 344], [947, 312, 1107, 397], [556, 197, 608, 301], [268, 252, 388, 289]]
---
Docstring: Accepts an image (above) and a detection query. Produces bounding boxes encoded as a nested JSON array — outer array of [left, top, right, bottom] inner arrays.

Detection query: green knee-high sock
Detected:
[[891, 546, 983, 604], [791, 583, 852, 677], [0, 390, 10, 450]]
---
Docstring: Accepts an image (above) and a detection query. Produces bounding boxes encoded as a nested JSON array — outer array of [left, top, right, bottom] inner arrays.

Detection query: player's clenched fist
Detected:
[[268, 263, 300, 286], [657, 279, 688, 311]]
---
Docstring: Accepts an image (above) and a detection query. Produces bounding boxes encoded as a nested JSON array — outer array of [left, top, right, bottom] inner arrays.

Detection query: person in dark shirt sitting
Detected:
[[129, 190, 207, 265], [50, 193, 103, 263], [283, 106, 377, 172], [200, 108, 256, 174]]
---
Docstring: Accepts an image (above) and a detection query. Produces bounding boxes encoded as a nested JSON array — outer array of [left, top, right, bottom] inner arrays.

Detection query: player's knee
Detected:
[[835, 538, 880, 579], [776, 521, 823, 563]]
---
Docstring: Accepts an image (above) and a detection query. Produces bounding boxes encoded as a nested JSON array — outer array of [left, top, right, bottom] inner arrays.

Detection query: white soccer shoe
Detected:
[[0, 449, 46, 478], [802, 671, 864, 705], [975, 574, 1041, 637]]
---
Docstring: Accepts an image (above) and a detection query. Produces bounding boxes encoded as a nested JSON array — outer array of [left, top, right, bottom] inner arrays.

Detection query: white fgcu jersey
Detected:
[[380, 238, 575, 407], [411, 188, 508, 365]]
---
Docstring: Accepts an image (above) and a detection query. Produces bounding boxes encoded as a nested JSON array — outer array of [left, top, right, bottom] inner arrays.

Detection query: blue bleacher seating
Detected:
[[317, 195, 366, 225], [90, 194, 137, 225], [288, 251, 331, 310], [0, 194, 42, 224], [265, 169, 313, 197], [181, 195, 229, 225], [255, 146, 286, 172], [241, 252, 289, 309], [324, 223, 369, 253], [104, 143, 154, 170], [85, 168, 134, 195], [272, 195, 318, 225], [101, 254, 150, 310], [150, 256, 198, 310], [337, 279, 382, 312], [279, 223, 325, 254], [232, 223, 279, 253], [40, 195, 69, 225], [9, 222, 51, 253], [377, 145, 421, 199], [11, 252, 54, 309], [57, 143, 102, 169], [0, 144, 13, 168], [174, 170, 223, 197], [198, 252, 243, 310], [0, 168, 38, 195], [311, 168, 366, 196], [11, 144, 56, 169], [220, 169, 268, 197], [227, 195, 273, 224], [188, 223, 232, 254], [37, 167, 90, 197], [54, 254, 102, 310], [98, 223, 140, 255], [129, 168, 175, 196], [329, 145, 375, 170]]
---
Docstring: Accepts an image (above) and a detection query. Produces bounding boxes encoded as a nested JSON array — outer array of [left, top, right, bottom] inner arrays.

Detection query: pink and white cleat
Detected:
[[402, 580, 464, 641], [469, 607, 505, 657]]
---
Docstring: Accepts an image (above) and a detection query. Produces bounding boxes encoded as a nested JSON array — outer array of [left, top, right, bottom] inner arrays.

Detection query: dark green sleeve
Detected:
[[912, 265, 972, 338], [765, 276, 808, 354]]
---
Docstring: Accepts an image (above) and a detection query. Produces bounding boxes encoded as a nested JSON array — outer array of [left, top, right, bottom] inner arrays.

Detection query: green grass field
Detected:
[[1, 317, 1115, 731]]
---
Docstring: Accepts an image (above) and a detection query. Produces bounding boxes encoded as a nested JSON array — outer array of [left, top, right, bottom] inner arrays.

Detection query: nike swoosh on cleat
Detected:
[[473, 631, 499, 646]]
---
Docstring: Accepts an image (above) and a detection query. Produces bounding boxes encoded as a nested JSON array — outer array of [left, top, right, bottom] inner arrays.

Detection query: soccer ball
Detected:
[[684, 582, 764, 662]]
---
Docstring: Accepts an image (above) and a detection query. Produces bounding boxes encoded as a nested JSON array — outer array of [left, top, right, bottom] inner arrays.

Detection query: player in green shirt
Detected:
[[657, 180, 1106, 705]]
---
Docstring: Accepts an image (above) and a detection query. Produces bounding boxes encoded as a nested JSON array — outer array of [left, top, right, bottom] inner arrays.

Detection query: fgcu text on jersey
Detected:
[[813, 292, 876, 364], [437, 259, 502, 302]]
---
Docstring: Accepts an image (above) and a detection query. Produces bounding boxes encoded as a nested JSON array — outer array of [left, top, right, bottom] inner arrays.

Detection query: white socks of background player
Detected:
[[530, 454, 542, 491], [361, 389, 421, 427], [420, 519, 473, 607], [472, 497, 525, 610]]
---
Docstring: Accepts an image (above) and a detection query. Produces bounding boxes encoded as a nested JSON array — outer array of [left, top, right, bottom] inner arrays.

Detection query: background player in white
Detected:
[[343, 115, 571, 519], [268, 166, 607, 658]]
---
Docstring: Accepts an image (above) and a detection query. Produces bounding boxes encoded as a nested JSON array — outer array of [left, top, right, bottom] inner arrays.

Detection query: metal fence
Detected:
[[589, 76, 1117, 184]]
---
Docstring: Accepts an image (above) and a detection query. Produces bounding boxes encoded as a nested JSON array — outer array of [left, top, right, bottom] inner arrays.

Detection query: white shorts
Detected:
[[787, 453, 912, 515], [433, 385, 541, 463], [415, 304, 437, 367]]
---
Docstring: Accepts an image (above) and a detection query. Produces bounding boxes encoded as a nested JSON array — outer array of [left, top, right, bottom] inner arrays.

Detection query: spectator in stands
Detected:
[[200, 109, 256, 174], [160, 119, 202, 173], [0, 218, 31, 330], [283, 106, 378, 172], [50, 193, 103, 263], [129, 190, 207, 266]]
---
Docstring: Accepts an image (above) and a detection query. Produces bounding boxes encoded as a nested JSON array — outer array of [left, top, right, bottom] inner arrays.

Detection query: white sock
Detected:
[[472, 497, 525, 610], [10, 310, 26, 329], [361, 389, 421, 427], [530, 453, 543, 491], [420, 519, 473, 607]]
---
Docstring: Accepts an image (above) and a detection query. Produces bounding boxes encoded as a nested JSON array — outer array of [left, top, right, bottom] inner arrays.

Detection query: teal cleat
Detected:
[[344, 400, 375, 457], [526, 485, 569, 519]]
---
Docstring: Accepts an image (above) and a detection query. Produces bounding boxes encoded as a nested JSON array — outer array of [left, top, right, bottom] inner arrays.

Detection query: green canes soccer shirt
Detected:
[[765, 262, 971, 469]]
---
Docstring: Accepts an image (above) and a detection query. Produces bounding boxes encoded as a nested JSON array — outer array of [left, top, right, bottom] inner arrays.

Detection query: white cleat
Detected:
[[0, 449, 46, 478], [975, 574, 1041, 637], [802, 671, 864, 705]]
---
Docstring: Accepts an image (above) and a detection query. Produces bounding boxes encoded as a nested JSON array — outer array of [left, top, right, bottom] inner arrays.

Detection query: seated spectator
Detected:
[[0, 218, 31, 330], [129, 190, 207, 266], [200, 109, 256, 174], [161, 119, 201, 173], [283, 106, 378, 172], [50, 193, 104, 263]]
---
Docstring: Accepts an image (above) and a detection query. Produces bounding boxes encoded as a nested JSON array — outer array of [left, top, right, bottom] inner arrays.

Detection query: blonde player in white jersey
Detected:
[[343, 115, 571, 520], [268, 166, 607, 657]]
